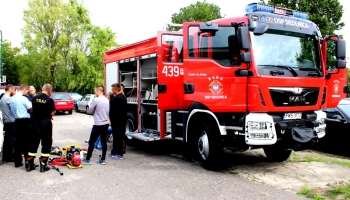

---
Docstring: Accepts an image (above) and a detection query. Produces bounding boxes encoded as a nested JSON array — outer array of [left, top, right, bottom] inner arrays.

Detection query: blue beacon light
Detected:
[[245, 3, 309, 20]]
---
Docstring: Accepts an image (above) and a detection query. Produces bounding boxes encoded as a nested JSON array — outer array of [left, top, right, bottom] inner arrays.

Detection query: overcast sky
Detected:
[[0, 0, 349, 58]]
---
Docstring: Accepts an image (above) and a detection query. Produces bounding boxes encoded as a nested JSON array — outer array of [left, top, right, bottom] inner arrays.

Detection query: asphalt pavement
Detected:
[[0, 112, 305, 200]]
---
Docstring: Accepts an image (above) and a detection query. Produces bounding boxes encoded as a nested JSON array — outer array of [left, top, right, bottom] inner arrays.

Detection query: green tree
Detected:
[[21, 0, 117, 93], [265, 0, 344, 36], [167, 0, 223, 31], [1, 40, 21, 85]]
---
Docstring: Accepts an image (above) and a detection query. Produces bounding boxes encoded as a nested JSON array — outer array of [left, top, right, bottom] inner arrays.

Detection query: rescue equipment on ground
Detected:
[[50, 146, 62, 156]]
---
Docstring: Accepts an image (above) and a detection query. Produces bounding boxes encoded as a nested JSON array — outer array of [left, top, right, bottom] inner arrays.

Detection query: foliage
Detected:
[[326, 184, 350, 199], [297, 184, 350, 200], [20, 0, 117, 93], [288, 152, 350, 168], [265, 0, 344, 35], [1, 40, 21, 85], [167, 0, 223, 31], [297, 186, 326, 200]]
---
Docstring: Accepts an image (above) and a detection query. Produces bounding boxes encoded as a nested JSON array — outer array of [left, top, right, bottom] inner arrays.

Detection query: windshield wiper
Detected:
[[259, 65, 298, 77], [298, 67, 323, 77]]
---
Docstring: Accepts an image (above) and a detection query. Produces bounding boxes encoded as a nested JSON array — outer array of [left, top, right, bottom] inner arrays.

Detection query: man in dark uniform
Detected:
[[26, 84, 56, 172], [109, 83, 127, 159]]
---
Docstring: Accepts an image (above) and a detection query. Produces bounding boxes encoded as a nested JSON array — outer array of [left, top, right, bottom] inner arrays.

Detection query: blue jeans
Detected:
[[95, 126, 112, 149], [94, 136, 102, 149]]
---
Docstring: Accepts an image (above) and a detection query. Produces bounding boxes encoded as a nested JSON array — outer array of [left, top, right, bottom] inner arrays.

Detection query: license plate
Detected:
[[57, 102, 66, 105], [283, 112, 302, 120]]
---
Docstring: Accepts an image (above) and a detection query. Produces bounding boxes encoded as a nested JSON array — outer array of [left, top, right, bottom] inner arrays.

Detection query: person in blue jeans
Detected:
[[94, 126, 113, 150]]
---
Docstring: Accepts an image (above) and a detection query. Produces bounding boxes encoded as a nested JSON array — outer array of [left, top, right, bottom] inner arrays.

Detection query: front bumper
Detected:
[[242, 111, 326, 146]]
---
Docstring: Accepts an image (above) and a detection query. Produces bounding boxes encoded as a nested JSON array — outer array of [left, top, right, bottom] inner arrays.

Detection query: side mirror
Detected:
[[253, 23, 269, 36], [240, 52, 252, 63], [336, 60, 346, 69], [199, 22, 219, 32], [336, 39, 346, 59], [238, 26, 250, 50], [332, 114, 343, 120]]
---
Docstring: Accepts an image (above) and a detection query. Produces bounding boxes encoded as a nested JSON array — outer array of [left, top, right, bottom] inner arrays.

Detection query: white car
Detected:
[[75, 94, 96, 113]]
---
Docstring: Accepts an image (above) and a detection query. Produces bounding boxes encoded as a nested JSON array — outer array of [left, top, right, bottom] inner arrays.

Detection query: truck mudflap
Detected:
[[290, 127, 317, 151]]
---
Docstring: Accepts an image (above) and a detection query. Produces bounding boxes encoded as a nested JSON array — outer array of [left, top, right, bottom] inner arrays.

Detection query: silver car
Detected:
[[75, 94, 96, 113]]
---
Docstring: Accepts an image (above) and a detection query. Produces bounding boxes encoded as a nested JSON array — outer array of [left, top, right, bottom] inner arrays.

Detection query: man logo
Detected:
[[289, 96, 305, 103], [293, 88, 303, 94]]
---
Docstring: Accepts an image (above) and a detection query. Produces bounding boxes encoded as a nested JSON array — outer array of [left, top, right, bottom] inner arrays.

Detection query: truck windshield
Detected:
[[250, 32, 320, 70]]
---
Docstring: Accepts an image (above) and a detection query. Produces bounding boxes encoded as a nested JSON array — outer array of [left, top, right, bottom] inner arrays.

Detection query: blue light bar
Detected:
[[246, 3, 309, 20]]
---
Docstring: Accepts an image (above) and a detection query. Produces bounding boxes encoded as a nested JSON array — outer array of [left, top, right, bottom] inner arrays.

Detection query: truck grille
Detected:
[[269, 87, 319, 107]]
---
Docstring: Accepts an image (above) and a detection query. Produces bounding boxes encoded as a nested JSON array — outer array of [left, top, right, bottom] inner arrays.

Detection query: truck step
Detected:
[[225, 126, 243, 131], [174, 137, 183, 141], [177, 110, 189, 114], [176, 123, 183, 126], [126, 132, 160, 142]]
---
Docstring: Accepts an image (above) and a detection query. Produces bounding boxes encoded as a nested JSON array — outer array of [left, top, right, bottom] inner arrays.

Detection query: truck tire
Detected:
[[263, 147, 292, 162], [195, 123, 222, 170], [125, 112, 136, 146]]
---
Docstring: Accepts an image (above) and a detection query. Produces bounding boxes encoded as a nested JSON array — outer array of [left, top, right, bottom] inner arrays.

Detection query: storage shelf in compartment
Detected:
[[141, 68, 156, 78], [121, 72, 135, 75], [125, 86, 135, 89], [127, 102, 137, 105], [141, 77, 157, 80], [141, 103, 157, 106]]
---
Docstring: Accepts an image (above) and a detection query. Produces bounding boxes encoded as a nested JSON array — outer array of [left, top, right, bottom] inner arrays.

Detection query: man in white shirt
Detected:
[[10, 84, 32, 168]]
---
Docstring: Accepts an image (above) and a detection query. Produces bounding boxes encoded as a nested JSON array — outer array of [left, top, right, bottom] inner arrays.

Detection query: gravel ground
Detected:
[[0, 112, 305, 200]]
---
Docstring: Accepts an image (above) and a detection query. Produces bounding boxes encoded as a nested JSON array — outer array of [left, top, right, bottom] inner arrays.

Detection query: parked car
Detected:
[[69, 92, 83, 107], [76, 94, 96, 113], [313, 98, 350, 156], [51, 92, 74, 114]]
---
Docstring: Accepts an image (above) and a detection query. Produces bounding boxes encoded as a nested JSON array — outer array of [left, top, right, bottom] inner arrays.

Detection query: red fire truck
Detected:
[[103, 2, 347, 169]]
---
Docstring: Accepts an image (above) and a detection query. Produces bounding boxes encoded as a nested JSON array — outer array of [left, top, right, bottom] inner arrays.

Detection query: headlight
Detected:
[[247, 122, 271, 130]]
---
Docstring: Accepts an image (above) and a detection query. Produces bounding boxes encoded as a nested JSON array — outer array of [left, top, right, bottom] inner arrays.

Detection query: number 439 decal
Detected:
[[162, 66, 184, 77]]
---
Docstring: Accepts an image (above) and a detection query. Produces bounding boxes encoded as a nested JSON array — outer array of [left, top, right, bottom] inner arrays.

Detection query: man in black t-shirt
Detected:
[[109, 83, 127, 159], [26, 84, 56, 172]]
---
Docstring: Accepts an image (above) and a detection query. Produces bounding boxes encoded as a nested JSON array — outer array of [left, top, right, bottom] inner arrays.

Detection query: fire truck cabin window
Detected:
[[188, 26, 241, 67], [161, 35, 183, 63]]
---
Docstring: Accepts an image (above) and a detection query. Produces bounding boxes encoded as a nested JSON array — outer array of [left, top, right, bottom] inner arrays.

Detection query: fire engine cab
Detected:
[[103, 2, 347, 169]]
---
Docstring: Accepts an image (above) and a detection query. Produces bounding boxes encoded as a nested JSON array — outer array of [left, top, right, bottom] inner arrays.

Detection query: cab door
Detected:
[[322, 36, 347, 108], [157, 31, 185, 110], [182, 22, 248, 112]]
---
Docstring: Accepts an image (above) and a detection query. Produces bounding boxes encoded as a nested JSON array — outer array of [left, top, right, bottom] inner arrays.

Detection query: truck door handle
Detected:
[[184, 83, 194, 94], [158, 84, 167, 93]]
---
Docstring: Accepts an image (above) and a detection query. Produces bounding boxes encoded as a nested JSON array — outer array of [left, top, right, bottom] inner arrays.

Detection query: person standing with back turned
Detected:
[[82, 85, 110, 165], [10, 84, 32, 168], [26, 84, 56, 172], [0, 84, 16, 162], [109, 83, 127, 160]]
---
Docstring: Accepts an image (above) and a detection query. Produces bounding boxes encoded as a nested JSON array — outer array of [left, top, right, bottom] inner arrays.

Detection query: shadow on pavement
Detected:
[[127, 139, 268, 170]]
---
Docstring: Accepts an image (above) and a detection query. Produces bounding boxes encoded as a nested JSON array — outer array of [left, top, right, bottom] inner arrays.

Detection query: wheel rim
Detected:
[[198, 131, 209, 160], [86, 107, 89, 113], [125, 119, 134, 140]]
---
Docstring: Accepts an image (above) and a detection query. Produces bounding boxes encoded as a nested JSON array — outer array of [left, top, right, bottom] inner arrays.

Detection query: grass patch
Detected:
[[288, 152, 350, 169], [297, 184, 350, 200], [230, 171, 239, 175], [297, 186, 326, 200], [326, 184, 350, 199]]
